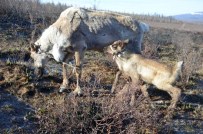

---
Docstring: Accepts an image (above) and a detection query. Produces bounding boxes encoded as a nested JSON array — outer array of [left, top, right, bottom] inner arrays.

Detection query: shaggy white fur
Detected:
[[35, 25, 68, 62]]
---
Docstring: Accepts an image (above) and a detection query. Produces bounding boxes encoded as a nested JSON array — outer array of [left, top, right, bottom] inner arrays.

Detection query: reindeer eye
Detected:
[[59, 47, 66, 52], [112, 44, 117, 49]]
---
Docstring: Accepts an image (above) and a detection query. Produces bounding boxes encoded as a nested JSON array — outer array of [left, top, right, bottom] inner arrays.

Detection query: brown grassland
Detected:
[[0, 0, 203, 133]]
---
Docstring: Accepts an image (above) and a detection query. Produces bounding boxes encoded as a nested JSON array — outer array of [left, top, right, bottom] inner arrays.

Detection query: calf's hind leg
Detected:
[[156, 83, 181, 111], [167, 86, 181, 111]]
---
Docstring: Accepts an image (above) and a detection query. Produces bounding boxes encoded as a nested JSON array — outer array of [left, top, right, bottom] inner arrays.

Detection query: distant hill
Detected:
[[174, 12, 203, 23]]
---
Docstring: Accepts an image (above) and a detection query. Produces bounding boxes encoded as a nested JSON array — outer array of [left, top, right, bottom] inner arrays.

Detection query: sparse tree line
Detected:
[[0, 0, 66, 15], [0, 0, 179, 24]]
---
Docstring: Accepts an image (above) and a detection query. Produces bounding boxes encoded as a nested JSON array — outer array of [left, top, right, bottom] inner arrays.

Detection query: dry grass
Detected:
[[36, 84, 164, 134], [0, 63, 170, 133], [172, 32, 203, 86]]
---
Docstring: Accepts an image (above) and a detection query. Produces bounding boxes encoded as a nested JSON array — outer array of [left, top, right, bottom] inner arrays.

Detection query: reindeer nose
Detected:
[[36, 67, 44, 78]]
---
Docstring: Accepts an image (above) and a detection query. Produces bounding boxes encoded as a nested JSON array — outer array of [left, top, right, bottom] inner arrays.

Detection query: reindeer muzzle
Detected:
[[36, 67, 44, 78]]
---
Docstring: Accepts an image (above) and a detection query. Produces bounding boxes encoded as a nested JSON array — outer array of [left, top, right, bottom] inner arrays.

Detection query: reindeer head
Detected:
[[30, 42, 48, 78], [107, 39, 129, 56]]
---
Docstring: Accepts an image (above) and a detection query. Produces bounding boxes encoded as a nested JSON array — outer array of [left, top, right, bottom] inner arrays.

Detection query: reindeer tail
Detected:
[[175, 61, 183, 75], [170, 61, 183, 83], [177, 61, 183, 69], [139, 22, 150, 33]]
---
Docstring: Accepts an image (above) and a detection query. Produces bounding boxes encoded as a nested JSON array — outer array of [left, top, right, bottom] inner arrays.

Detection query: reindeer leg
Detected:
[[111, 70, 122, 93], [140, 84, 155, 108], [72, 50, 84, 96], [166, 87, 181, 119], [167, 87, 181, 111], [59, 63, 69, 93], [157, 84, 181, 110], [155, 83, 181, 118]]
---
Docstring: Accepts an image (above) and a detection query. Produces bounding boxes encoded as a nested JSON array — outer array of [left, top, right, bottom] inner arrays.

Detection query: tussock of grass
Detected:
[[36, 84, 166, 134]]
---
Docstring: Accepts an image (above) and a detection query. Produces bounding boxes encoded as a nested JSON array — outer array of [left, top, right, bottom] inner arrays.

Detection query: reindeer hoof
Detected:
[[59, 86, 67, 93], [68, 91, 83, 97], [74, 91, 83, 97], [73, 88, 83, 97], [110, 88, 115, 94], [150, 103, 155, 109]]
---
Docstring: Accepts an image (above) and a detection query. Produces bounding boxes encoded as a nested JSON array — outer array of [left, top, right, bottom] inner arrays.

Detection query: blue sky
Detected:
[[41, 0, 203, 16]]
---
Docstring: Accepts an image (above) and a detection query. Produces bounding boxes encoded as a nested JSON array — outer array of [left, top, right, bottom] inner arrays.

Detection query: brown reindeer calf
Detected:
[[108, 39, 182, 111]]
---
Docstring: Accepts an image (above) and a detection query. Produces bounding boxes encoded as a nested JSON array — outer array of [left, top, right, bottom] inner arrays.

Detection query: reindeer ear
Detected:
[[30, 43, 35, 52], [123, 39, 129, 44], [120, 39, 129, 48], [67, 46, 74, 53], [30, 42, 39, 52], [111, 40, 119, 49]]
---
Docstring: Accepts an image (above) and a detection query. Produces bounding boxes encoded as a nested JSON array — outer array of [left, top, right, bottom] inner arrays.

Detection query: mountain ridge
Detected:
[[173, 12, 203, 23]]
